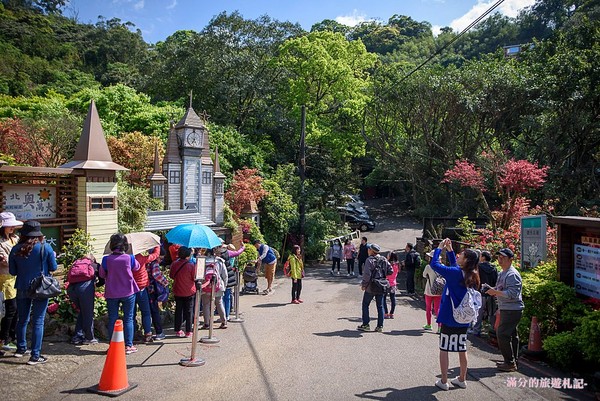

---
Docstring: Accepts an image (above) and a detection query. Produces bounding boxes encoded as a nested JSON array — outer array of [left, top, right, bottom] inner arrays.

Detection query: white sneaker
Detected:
[[435, 380, 449, 391], [336, 271, 340, 275], [451, 377, 467, 389]]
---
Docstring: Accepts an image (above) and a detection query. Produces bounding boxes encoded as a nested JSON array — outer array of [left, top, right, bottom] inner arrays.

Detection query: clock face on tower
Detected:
[[186, 131, 201, 147]]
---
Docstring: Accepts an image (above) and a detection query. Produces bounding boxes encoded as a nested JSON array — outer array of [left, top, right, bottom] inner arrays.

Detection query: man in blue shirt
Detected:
[[254, 240, 277, 295]]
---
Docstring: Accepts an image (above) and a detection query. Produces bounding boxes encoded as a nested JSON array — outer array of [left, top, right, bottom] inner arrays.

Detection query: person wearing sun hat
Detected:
[[485, 247, 524, 372], [9, 220, 57, 365], [357, 243, 390, 333], [0, 212, 23, 355]]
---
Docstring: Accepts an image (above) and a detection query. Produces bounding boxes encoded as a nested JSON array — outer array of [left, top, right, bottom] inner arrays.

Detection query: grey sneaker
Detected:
[[27, 355, 48, 365], [357, 324, 370, 332], [374, 326, 383, 333], [154, 332, 166, 341], [82, 338, 99, 345]]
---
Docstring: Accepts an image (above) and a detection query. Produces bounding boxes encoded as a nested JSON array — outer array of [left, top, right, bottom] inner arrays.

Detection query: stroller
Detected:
[[241, 262, 260, 295]]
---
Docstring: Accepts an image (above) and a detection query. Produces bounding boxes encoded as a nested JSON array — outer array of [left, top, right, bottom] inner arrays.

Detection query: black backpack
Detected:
[[369, 256, 392, 294]]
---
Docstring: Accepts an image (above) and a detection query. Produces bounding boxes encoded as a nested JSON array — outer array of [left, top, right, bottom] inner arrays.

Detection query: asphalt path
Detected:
[[4, 198, 594, 401]]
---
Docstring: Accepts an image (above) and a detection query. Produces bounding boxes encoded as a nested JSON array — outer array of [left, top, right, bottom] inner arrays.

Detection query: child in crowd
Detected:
[[288, 245, 304, 304], [169, 246, 196, 338], [384, 252, 399, 319], [147, 248, 169, 340], [422, 251, 442, 332]]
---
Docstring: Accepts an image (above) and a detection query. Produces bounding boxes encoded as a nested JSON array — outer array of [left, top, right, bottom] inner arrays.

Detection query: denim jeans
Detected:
[[68, 280, 96, 341], [16, 291, 48, 358], [133, 288, 152, 335], [223, 288, 232, 319], [383, 291, 396, 314], [106, 294, 136, 347], [362, 291, 384, 328]]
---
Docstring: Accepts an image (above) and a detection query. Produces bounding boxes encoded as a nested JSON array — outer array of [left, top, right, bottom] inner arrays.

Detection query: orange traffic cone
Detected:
[[88, 319, 138, 397], [528, 316, 542, 352]]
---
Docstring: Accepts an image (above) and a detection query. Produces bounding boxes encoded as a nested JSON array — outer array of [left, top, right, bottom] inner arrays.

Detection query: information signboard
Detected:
[[4, 186, 57, 220], [520, 215, 547, 269], [574, 244, 600, 299]]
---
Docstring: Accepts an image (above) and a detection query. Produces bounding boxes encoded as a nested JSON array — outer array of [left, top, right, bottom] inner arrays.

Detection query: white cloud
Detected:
[[166, 0, 177, 10], [448, 0, 536, 32], [431, 24, 442, 36], [134, 0, 144, 10], [335, 9, 368, 27]]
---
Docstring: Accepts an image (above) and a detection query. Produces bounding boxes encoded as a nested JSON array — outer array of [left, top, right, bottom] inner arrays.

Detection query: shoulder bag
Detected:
[[27, 243, 61, 299]]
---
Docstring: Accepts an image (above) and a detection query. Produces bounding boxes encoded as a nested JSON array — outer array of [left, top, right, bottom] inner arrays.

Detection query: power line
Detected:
[[377, 0, 507, 98]]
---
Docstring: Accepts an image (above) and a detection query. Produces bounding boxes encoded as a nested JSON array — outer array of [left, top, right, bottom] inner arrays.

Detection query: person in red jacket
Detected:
[[133, 246, 160, 343], [169, 246, 197, 338]]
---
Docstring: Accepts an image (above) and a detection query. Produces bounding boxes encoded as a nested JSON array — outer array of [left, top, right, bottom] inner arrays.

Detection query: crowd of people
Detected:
[[1, 209, 523, 392], [328, 234, 523, 390]]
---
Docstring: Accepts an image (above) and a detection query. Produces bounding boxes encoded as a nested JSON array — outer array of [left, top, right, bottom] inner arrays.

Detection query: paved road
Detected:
[[3, 198, 594, 401], [35, 266, 592, 401]]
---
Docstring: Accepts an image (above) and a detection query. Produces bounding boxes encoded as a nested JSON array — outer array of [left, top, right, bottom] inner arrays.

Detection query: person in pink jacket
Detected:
[[343, 239, 357, 277], [384, 252, 399, 319]]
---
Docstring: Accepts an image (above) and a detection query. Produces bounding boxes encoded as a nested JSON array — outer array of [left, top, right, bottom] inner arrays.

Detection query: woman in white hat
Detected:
[[0, 212, 22, 354]]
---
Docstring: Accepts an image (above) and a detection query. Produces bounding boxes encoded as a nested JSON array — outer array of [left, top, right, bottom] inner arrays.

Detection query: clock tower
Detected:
[[162, 100, 213, 216]]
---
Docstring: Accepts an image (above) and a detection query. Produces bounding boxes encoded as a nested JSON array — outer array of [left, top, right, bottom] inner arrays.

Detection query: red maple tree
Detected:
[[442, 154, 549, 230], [225, 168, 267, 217]]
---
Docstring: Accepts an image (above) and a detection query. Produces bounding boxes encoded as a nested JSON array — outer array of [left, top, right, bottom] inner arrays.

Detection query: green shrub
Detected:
[[237, 244, 258, 270], [57, 228, 95, 269], [577, 310, 600, 366], [519, 280, 590, 340], [543, 331, 581, 371], [304, 210, 340, 260]]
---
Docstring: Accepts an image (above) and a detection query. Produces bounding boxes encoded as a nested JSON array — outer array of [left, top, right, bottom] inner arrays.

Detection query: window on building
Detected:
[[152, 183, 164, 198], [169, 171, 180, 184], [202, 171, 212, 185], [215, 181, 224, 194], [89, 197, 116, 211]]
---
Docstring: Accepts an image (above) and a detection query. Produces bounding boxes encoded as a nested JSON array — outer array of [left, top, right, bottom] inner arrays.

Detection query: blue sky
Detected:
[[65, 0, 536, 44]]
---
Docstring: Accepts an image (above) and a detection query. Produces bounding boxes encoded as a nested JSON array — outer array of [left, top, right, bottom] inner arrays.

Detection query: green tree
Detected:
[[260, 179, 298, 252]]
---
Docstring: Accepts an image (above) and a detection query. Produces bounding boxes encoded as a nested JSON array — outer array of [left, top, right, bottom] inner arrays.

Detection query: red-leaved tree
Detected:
[[107, 132, 163, 187], [225, 168, 267, 217], [442, 153, 549, 230]]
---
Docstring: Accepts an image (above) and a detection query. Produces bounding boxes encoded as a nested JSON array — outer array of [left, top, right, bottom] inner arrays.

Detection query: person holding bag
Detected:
[[9, 220, 57, 365], [430, 238, 480, 391], [0, 212, 22, 354]]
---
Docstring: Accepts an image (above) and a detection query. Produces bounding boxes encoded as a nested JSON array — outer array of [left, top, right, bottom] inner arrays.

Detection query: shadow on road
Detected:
[[337, 316, 362, 322], [313, 329, 364, 338], [384, 329, 424, 337], [251, 303, 289, 308], [356, 386, 441, 400]]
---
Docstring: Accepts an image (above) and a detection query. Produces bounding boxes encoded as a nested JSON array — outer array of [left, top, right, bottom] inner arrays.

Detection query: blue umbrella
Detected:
[[166, 224, 222, 249]]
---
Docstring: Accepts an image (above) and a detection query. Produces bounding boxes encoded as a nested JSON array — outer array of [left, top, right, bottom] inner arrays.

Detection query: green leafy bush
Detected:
[[304, 210, 340, 260], [543, 331, 581, 371], [237, 244, 258, 270], [57, 229, 95, 269], [577, 310, 600, 366], [518, 280, 590, 341]]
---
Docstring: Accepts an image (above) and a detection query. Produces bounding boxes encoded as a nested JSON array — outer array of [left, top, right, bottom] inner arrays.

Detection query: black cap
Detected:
[[20, 220, 44, 237], [496, 248, 515, 258]]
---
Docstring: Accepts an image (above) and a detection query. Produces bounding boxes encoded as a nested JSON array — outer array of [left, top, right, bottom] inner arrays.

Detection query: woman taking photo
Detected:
[[430, 238, 480, 390], [9, 220, 57, 365]]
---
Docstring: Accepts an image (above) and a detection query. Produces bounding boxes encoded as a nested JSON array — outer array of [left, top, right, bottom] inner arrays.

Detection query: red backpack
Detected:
[[67, 258, 95, 283]]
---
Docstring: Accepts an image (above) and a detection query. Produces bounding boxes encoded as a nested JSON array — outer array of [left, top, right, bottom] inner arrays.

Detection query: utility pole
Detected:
[[299, 105, 306, 252]]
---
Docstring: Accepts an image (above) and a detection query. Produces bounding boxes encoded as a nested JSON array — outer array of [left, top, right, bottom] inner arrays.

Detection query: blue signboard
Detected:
[[520, 215, 547, 269]]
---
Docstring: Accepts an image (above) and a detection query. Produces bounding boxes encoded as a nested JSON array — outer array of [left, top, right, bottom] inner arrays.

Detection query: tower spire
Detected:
[[189, 90, 193, 108]]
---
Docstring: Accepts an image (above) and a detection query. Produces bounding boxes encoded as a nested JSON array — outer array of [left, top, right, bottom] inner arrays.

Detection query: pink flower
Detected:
[[47, 303, 59, 314]]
